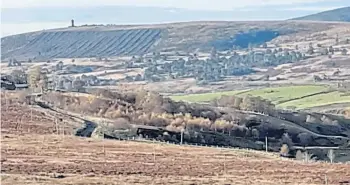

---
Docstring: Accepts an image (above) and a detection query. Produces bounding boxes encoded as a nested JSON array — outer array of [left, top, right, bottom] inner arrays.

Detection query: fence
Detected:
[[28, 99, 350, 165], [100, 135, 277, 156]]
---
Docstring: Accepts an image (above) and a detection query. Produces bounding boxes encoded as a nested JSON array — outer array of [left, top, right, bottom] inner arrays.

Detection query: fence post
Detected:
[[223, 149, 226, 175], [103, 134, 106, 165], [4, 90, 8, 110], [327, 149, 334, 164], [54, 112, 57, 135], [180, 129, 184, 145], [31, 105, 33, 122], [153, 145, 157, 173]]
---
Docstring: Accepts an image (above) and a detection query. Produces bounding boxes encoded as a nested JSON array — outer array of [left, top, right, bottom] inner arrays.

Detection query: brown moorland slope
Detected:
[[2, 134, 350, 185], [1, 93, 350, 185]]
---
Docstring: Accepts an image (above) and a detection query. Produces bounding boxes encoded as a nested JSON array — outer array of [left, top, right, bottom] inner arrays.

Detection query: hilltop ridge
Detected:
[[1, 21, 346, 60], [292, 7, 350, 22]]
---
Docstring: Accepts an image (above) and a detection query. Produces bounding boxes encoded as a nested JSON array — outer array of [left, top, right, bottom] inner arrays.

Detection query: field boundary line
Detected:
[[276, 90, 335, 105]]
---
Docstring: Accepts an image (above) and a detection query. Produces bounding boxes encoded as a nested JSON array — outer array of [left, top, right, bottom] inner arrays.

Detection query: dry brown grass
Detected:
[[1, 93, 350, 185], [0, 94, 77, 135], [1, 133, 350, 185]]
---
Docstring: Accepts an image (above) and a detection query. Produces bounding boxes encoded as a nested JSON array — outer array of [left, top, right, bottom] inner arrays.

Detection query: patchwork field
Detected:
[[170, 89, 246, 102], [279, 91, 350, 109], [170, 85, 350, 109]]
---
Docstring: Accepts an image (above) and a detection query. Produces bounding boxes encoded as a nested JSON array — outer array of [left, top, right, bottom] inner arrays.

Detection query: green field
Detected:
[[170, 85, 349, 109], [170, 90, 245, 102], [279, 91, 350, 109], [238, 85, 329, 104]]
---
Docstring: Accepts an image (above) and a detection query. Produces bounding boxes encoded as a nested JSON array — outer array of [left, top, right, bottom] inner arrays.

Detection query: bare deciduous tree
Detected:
[[27, 66, 47, 92], [341, 48, 348, 55]]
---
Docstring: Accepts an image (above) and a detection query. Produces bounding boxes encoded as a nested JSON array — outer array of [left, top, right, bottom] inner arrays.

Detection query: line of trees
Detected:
[[211, 95, 276, 116]]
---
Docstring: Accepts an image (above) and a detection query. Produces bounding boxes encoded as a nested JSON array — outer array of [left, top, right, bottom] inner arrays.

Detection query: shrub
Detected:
[[148, 117, 170, 127], [281, 133, 293, 147], [111, 118, 131, 130], [280, 144, 289, 156], [306, 115, 320, 123], [298, 133, 313, 146], [252, 128, 260, 139], [295, 150, 304, 160]]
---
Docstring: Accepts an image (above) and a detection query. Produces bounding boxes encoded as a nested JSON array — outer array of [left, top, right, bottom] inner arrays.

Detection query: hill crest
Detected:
[[292, 7, 350, 22], [1, 21, 347, 60]]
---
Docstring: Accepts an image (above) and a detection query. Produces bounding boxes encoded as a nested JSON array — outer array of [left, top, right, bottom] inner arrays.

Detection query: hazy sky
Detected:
[[1, 0, 342, 10], [1, 0, 349, 37]]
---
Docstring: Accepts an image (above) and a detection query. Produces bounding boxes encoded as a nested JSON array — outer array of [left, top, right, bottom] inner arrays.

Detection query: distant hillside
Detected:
[[0, 21, 342, 60], [292, 7, 350, 22]]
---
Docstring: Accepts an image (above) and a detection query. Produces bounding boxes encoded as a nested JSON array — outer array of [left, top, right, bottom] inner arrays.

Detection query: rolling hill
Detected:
[[292, 7, 350, 22], [1, 21, 345, 60]]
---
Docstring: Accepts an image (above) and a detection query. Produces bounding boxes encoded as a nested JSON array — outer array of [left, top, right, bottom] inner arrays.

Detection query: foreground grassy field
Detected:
[[2, 97, 350, 185], [2, 134, 350, 185], [171, 85, 350, 109]]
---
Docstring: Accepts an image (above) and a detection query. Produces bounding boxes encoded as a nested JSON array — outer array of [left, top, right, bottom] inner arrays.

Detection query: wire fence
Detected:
[[100, 135, 280, 158], [25, 100, 350, 165]]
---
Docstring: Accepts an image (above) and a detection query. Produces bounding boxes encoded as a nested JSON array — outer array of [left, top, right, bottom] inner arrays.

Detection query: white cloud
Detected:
[[2, 0, 330, 10]]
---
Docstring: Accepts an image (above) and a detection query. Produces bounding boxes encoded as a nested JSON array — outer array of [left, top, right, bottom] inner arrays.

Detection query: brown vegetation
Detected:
[[280, 144, 289, 156], [1, 92, 77, 135], [1, 90, 350, 184], [37, 89, 350, 150], [211, 95, 276, 116], [2, 133, 350, 185]]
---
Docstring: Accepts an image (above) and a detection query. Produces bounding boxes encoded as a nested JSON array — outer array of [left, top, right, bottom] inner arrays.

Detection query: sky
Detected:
[[1, 0, 350, 37], [1, 0, 346, 10]]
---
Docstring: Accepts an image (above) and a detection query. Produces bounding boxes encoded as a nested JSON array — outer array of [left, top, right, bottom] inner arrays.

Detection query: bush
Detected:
[[281, 133, 293, 146], [295, 150, 304, 160], [306, 115, 320, 123], [252, 128, 260, 139], [280, 144, 289, 156], [148, 117, 170, 127], [298, 133, 313, 146], [111, 118, 131, 130]]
